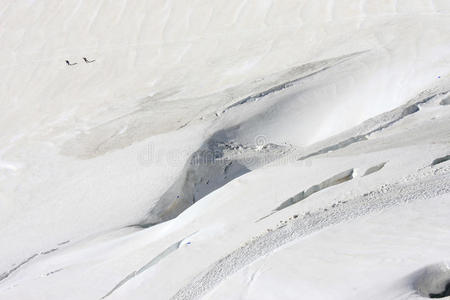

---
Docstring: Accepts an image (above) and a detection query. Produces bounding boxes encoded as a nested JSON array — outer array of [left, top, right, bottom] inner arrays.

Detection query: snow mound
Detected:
[[412, 263, 450, 298]]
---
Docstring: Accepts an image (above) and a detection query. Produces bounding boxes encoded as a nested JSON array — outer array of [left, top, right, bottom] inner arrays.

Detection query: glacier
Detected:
[[1, 1, 450, 299]]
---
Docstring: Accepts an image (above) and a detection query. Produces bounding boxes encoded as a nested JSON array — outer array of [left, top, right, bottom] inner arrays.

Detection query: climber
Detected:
[[83, 57, 95, 63], [65, 60, 77, 66]]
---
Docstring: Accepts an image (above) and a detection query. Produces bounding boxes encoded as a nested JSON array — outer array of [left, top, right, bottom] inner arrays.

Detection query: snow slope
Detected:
[[1, 1, 450, 299]]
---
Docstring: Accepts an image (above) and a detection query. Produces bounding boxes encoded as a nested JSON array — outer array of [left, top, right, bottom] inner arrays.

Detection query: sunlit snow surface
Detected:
[[1, 1, 450, 299]]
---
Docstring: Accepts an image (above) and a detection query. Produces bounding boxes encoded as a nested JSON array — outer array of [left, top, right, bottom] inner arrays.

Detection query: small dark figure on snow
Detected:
[[83, 57, 95, 63], [65, 60, 77, 66]]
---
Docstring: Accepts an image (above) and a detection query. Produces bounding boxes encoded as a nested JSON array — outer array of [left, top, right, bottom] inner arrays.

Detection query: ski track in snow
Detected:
[[172, 166, 450, 300]]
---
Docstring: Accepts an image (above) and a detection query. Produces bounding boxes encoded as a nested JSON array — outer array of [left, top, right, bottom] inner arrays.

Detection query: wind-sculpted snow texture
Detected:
[[1, 1, 450, 300]]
